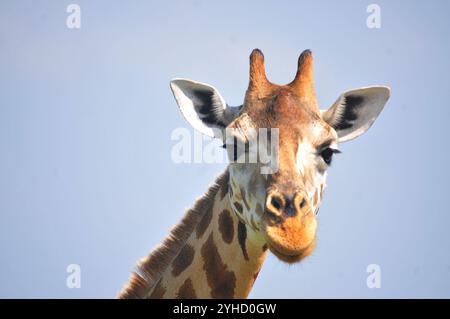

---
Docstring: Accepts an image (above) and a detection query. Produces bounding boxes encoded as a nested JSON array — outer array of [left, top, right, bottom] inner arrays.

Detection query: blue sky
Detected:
[[1, 0, 450, 298]]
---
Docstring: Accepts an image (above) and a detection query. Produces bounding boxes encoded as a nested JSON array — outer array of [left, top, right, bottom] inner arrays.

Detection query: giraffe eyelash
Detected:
[[318, 147, 341, 166]]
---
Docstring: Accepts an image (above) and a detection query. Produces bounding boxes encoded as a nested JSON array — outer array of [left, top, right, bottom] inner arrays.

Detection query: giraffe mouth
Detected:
[[267, 239, 316, 264], [262, 212, 317, 264]]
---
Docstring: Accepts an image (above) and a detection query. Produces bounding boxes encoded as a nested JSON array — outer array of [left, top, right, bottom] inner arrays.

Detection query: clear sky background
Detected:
[[1, 0, 449, 298]]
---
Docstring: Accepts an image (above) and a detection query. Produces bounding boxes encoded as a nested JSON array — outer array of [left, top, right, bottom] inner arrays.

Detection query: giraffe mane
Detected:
[[117, 170, 229, 299]]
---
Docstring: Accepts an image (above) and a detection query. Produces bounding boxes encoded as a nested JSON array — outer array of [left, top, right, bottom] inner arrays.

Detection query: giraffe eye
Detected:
[[320, 148, 340, 165]]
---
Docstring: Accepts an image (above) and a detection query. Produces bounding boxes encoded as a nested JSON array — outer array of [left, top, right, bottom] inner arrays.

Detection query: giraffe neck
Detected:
[[118, 169, 268, 299]]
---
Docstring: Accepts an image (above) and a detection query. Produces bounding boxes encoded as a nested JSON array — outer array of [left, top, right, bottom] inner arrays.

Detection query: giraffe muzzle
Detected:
[[262, 190, 317, 263]]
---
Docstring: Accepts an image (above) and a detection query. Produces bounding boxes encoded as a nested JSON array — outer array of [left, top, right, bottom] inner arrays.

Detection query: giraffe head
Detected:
[[170, 49, 390, 263]]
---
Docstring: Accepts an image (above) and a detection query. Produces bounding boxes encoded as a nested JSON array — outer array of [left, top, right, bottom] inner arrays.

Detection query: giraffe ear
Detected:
[[170, 78, 242, 138], [321, 86, 391, 142]]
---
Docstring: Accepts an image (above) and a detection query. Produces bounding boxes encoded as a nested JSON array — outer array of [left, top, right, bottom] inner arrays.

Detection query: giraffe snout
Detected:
[[265, 190, 310, 220]]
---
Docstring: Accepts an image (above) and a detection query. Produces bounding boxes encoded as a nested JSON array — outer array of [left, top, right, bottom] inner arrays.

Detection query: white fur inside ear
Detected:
[[322, 86, 391, 143], [170, 78, 227, 138]]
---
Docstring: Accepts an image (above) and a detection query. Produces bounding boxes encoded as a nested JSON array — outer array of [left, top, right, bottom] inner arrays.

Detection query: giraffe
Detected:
[[118, 49, 390, 298]]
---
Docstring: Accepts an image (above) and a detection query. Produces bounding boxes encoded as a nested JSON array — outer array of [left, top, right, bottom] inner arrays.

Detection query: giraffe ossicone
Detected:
[[119, 49, 390, 298]]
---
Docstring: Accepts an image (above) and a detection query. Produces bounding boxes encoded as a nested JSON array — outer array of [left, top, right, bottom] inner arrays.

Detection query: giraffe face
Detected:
[[225, 89, 337, 263], [170, 49, 390, 264]]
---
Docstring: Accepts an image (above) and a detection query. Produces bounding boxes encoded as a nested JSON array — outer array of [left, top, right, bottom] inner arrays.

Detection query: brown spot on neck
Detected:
[[218, 209, 234, 244], [171, 244, 195, 277], [201, 234, 236, 298], [237, 221, 249, 260], [196, 209, 213, 239], [176, 278, 197, 299]]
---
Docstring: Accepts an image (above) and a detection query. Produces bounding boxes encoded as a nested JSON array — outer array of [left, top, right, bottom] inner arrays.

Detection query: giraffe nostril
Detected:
[[299, 198, 306, 209], [266, 192, 286, 218], [271, 196, 283, 211], [267, 192, 309, 218]]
